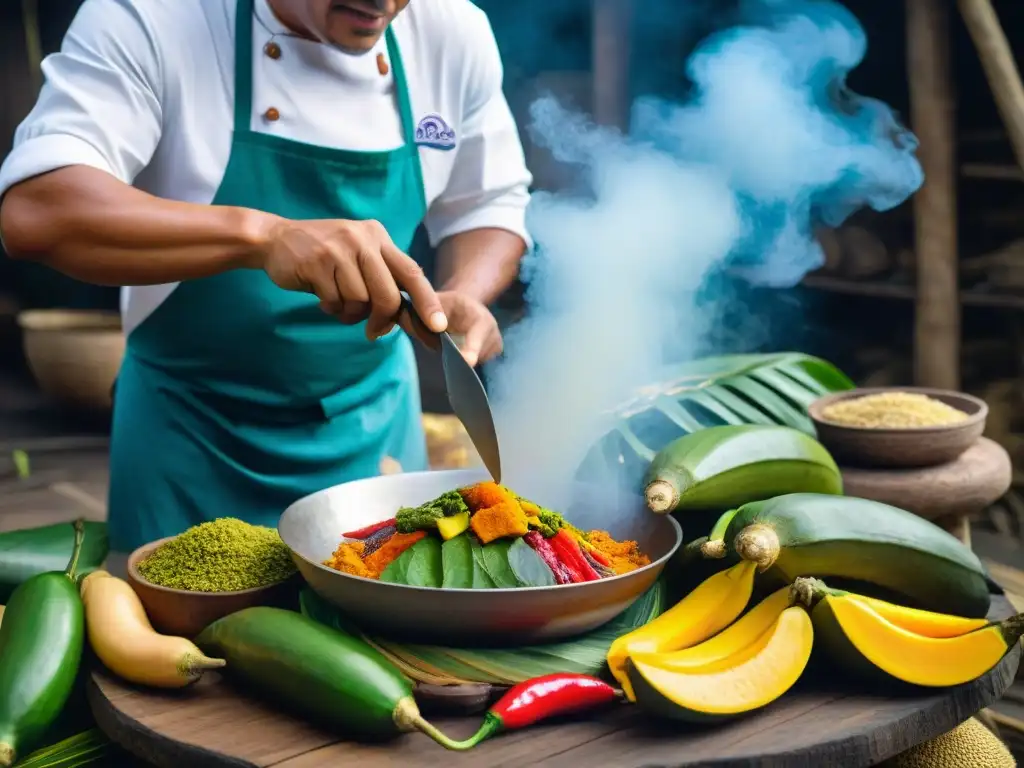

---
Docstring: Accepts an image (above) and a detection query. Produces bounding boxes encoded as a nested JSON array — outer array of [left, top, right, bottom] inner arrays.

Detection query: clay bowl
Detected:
[[126, 536, 298, 639], [809, 387, 988, 469]]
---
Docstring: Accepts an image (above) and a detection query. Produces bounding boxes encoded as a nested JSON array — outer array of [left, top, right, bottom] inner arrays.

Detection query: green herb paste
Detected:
[[137, 517, 296, 592]]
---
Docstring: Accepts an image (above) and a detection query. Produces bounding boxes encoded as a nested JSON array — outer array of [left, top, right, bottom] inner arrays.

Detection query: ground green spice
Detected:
[[137, 518, 296, 592]]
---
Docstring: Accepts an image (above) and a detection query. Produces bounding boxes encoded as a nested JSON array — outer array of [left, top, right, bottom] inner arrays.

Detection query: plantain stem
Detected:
[[1000, 614, 1024, 646], [789, 577, 826, 608], [64, 518, 86, 582], [733, 524, 780, 571], [177, 652, 227, 680], [644, 480, 678, 514], [700, 539, 727, 559]]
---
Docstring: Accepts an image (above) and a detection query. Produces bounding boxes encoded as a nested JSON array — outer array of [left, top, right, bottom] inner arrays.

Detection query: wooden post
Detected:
[[591, 0, 633, 130], [906, 0, 960, 390], [957, 0, 1024, 172]]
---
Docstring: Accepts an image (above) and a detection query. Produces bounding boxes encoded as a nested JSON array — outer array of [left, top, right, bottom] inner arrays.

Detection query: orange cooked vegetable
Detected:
[[470, 499, 529, 544], [363, 530, 427, 577], [459, 481, 516, 512], [324, 541, 373, 579]]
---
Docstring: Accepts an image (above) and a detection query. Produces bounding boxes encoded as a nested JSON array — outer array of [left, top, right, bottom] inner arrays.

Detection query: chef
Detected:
[[0, 0, 532, 555]]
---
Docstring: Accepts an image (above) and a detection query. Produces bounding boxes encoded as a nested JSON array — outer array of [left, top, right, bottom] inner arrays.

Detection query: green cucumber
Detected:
[[0, 520, 87, 767], [643, 425, 842, 514], [194, 607, 461, 747], [0, 521, 108, 603], [700, 493, 991, 618]]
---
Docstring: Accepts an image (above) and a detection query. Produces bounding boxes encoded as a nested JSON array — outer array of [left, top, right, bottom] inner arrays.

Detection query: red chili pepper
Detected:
[[341, 517, 397, 540], [551, 530, 600, 582], [451, 674, 621, 749], [524, 531, 574, 585], [583, 544, 612, 568]]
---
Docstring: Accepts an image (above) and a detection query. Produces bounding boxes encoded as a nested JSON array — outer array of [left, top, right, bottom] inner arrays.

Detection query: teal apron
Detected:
[[107, 0, 428, 554]]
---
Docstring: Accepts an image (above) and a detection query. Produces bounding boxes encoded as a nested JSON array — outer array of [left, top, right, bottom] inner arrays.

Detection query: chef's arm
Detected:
[[0, 0, 271, 284], [436, 228, 526, 305], [1, 166, 272, 285]]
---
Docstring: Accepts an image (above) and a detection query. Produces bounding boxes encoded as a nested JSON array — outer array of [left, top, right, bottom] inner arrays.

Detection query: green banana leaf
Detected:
[[579, 352, 854, 490], [300, 579, 666, 686]]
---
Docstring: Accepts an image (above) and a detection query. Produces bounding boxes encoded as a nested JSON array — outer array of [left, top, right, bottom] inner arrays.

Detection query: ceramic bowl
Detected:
[[809, 387, 988, 469], [278, 468, 682, 646], [126, 536, 297, 638]]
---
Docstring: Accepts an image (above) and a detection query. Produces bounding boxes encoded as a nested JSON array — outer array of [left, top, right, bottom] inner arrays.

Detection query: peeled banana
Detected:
[[643, 425, 842, 514], [795, 577, 1023, 688], [606, 561, 756, 700], [627, 604, 814, 722]]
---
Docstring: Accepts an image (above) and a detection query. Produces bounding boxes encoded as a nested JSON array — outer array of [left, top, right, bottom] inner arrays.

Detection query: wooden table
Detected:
[[87, 595, 1020, 768]]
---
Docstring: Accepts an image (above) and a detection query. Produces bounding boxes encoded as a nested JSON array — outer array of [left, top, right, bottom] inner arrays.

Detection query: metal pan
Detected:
[[278, 469, 682, 646]]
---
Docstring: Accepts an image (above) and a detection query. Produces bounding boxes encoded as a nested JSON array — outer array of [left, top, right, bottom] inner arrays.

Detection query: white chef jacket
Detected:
[[0, 0, 533, 333]]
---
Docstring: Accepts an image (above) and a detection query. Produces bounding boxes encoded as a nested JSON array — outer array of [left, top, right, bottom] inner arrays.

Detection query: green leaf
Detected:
[[12, 450, 29, 479], [597, 352, 854, 488], [469, 538, 496, 588], [507, 537, 556, 587], [479, 539, 519, 588], [701, 384, 775, 425], [723, 377, 814, 431], [380, 538, 442, 587], [441, 534, 473, 589]]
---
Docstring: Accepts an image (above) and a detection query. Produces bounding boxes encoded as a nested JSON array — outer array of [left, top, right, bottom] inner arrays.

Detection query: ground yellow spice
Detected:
[[586, 530, 650, 575], [137, 518, 296, 592], [821, 391, 970, 429], [324, 541, 373, 579]]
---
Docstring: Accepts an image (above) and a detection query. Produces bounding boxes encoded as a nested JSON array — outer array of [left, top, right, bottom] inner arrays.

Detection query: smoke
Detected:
[[487, 0, 923, 509]]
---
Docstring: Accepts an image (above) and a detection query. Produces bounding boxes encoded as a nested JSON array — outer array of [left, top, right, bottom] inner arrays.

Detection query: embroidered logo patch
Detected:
[[414, 114, 456, 151]]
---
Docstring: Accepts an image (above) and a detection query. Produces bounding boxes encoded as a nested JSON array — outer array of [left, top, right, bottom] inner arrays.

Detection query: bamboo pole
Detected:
[[591, 0, 633, 130], [906, 0, 960, 390], [957, 0, 1024, 172]]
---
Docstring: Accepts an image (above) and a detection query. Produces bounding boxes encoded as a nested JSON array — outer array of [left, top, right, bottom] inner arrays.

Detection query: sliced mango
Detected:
[[647, 586, 791, 673], [628, 605, 813, 721], [437, 512, 470, 541], [812, 595, 1024, 687], [607, 560, 756, 701]]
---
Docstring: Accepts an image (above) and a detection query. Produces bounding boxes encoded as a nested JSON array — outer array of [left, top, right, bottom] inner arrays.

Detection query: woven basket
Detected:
[[17, 309, 125, 412]]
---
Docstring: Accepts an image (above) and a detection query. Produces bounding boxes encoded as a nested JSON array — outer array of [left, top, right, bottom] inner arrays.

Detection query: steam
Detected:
[[488, 0, 923, 509]]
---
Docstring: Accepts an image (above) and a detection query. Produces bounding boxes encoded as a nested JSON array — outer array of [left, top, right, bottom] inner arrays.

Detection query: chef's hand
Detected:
[[258, 218, 447, 339], [401, 291, 503, 368]]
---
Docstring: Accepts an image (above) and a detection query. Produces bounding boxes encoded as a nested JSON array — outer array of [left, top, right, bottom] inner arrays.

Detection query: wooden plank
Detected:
[[957, 0, 1024, 173], [906, 0, 960, 389], [591, 0, 633, 131]]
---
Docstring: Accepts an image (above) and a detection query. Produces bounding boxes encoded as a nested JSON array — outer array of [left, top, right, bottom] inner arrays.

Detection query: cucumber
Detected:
[[643, 425, 842, 514], [700, 493, 991, 618], [0, 521, 108, 603], [194, 607, 461, 748], [0, 521, 87, 767]]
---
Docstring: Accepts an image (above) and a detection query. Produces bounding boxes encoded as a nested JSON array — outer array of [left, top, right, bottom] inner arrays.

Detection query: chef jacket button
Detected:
[[264, 107, 280, 122], [264, 41, 282, 59]]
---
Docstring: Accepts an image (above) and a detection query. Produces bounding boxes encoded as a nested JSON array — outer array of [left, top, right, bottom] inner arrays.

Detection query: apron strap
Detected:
[[234, 0, 256, 134], [385, 29, 417, 148]]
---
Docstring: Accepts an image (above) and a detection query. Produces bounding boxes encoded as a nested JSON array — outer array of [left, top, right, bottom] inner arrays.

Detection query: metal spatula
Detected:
[[397, 295, 502, 482]]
